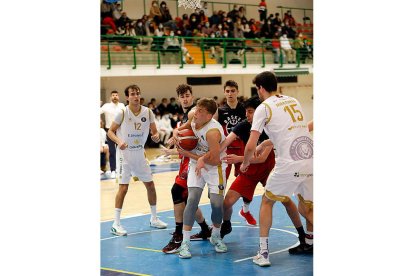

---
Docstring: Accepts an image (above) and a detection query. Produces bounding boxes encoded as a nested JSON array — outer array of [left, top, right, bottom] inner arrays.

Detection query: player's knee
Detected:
[[264, 190, 289, 203], [171, 184, 186, 204], [298, 194, 313, 210], [118, 184, 129, 194]]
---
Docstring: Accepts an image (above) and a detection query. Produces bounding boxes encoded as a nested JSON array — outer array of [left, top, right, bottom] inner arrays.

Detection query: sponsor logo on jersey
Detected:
[[141, 117, 146, 122], [290, 136, 313, 160]]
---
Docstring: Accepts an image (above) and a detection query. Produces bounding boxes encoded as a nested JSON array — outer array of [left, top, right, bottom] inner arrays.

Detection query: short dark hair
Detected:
[[124, 85, 140, 97], [224, 80, 238, 90], [111, 90, 118, 94], [176, 84, 193, 96], [252, 71, 278, 92], [196, 97, 217, 115], [243, 96, 261, 110]]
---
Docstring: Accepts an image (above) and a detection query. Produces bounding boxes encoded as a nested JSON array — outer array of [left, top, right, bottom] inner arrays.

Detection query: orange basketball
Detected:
[[178, 129, 198, 151]]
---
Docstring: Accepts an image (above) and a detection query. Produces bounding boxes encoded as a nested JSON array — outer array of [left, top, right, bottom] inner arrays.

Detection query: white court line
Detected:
[[101, 227, 175, 241], [233, 227, 299, 263]]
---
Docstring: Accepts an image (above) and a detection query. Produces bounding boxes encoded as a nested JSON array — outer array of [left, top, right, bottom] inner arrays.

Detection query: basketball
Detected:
[[178, 129, 198, 151]]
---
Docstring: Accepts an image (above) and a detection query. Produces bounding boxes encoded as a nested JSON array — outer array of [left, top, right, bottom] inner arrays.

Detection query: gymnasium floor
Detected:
[[100, 148, 313, 275]]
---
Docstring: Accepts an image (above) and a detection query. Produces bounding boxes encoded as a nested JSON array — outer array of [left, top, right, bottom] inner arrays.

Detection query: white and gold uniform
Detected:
[[251, 95, 313, 202], [113, 106, 155, 184], [187, 119, 227, 195]]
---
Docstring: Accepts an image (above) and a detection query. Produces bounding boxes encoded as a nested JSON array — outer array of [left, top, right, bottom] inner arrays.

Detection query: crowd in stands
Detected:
[[101, 1, 313, 63]]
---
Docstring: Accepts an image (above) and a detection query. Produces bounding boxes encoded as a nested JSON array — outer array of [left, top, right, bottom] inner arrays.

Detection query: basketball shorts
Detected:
[[116, 148, 153, 184], [187, 161, 227, 195], [265, 159, 313, 202]]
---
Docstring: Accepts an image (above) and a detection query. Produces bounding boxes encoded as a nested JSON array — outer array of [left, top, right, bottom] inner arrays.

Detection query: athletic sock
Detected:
[[183, 230, 191, 243], [212, 225, 220, 237], [150, 205, 157, 220], [305, 231, 313, 245], [242, 201, 250, 213], [114, 208, 122, 225], [175, 222, 183, 235], [198, 219, 209, 233], [296, 226, 306, 244], [259, 237, 269, 254]]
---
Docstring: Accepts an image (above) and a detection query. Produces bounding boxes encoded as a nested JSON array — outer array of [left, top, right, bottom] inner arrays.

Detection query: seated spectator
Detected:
[[260, 20, 273, 39], [157, 98, 169, 116], [154, 23, 164, 37], [283, 10, 296, 27], [167, 97, 180, 115], [200, 22, 214, 37], [209, 10, 220, 26], [117, 11, 132, 30], [280, 34, 296, 63], [162, 27, 194, 63], [102, 16, 117, 33], [100, 0, 113, 19], [227, 5, 239, 22], [282, 21, 296, 39], [154, 110, 173, 145], [238, 6, 247, 22], [272, 13, 282, 27], [112, 2, 122, 21], [134, 19, 153, 50], [149, 0, 162, 24], [160, 1, 172, 23]]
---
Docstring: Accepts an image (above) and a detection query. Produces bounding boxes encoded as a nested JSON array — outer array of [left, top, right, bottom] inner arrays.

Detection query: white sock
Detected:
[[212, 225, 220, 237], [114, 208, 122, 225], [243, 202, 250, 213], [259, 237, 269, 253], [306, 231, 313, 245], [183, 230, 191, 243], [150, 205, 157, 220]]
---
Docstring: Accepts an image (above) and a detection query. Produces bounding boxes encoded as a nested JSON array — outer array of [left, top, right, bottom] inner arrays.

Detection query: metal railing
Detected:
[[101, 35, 313, 70]]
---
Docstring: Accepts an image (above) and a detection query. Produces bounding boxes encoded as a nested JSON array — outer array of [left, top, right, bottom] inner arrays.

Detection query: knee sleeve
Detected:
[[183, 187, 203, 226], [171, 183, 187, 205], [210, 193, 224, 225]]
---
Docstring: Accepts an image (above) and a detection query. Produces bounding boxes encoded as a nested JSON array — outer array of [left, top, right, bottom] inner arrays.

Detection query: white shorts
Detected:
[[187, 162, 227, 195], [116, 148, 153, 184], [265, 159, 313, 202]]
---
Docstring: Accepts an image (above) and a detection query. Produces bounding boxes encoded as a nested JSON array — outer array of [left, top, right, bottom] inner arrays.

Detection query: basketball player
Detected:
[[214, 80, 257, 226], [161, 84, 212, 254], [241, 72, 313, 266], [174, 98, 228, 259], [107, 84, 168, 236]]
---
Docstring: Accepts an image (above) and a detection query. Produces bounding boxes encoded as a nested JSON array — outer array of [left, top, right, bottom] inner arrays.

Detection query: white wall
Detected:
[[121, 0, 313, 23], [100, 73, 313, 120]]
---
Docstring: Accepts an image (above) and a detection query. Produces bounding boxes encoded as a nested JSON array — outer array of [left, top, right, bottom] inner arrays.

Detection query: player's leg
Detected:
[[143, 180, 167, 229], [220, 189, 241, 238], [298, 194, 313, 247], [209, 192, 228, 253], [190, 207, 212, 241], [111, 154, 130, 236]]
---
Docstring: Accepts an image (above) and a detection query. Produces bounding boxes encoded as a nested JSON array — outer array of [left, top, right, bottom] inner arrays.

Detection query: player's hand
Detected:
[[151, 133, 160, 143], [176, 147, 190, 158], [160, 145, 175, 156], [240, 161, 249, 173], [119, 141, 128, 150], [222, 154, 242, 164], [255, 144, 264, 156], [165, 137, 175, 148], [195, 156, 208, 176]]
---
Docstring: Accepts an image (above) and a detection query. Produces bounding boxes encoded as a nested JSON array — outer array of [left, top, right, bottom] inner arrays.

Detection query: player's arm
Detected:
[[308, 120, 313, 132], [204, 129, 222, 165], [249, 143, 273, 164], [241, 130, 261, 171], [148, 109, 160, 143], [108, 122, 127, 150]]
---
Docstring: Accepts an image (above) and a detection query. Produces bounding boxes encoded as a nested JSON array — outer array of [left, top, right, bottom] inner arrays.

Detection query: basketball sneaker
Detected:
[[239, 209, 257, 226], [220, 221, 232, 238], [110, 171, 116, 179], [162, 232, 183, 254], [178, 240, 191, 259], [288, 243, 313, 255], [209, 234, 228, 253], [111, 223, 127, 236], [253, 251, 271, 267], [190, 227, 212, 241], [150, 217, 168, 229]]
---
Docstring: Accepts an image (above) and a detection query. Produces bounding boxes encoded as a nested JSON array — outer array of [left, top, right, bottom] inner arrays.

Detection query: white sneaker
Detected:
[[178, 240, 191, 259], [209, 234, 228, 253], [111, 223, 127, 236], [150, 217, 167, 229], [253, 251, 271, 267], [110, 171, 116, 178], [105, 170, 111, 177]]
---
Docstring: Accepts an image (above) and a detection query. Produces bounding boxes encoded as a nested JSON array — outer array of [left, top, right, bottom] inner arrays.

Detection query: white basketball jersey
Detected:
[[114, 106, 154, 151], [190, 118, 226, 167], [251, 95, 313, 166]]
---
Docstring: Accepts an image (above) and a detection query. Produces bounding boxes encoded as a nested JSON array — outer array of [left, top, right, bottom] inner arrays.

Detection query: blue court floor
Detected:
[[101, 194, 313, 276]]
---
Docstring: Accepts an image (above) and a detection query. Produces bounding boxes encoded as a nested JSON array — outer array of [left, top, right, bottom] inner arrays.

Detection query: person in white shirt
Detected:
[[107, 84, 168, 236], [100, 91, 126, 178], [241, 71, 313, 266], [100, 119, 109, 175], [280, 33, 296, 64]]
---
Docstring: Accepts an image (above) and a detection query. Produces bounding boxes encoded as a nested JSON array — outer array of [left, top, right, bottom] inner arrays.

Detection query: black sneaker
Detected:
[[190, 227, 212, 241], [220, 221, 232, 238], [288, 243, 313, 255], [162, 232, 183, 254]]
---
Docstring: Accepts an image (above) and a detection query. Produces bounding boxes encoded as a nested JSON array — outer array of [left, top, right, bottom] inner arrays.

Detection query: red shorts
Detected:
[[174, 155, 189, 188], [229, 151, 275, 201]]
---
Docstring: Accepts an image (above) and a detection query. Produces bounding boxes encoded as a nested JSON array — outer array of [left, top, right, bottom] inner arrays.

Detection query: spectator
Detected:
[[200, 21, 214, 37], [149, 0, 162, 24], [241, 19, 253, 38], [273, 13, 282, 27], [101, 0, 113, 19], [283, 10, 296, 26], [200, 1, 211, 17], [102, 16, 117, 33], [100, 119, 109, 175], [117, 11, 132, 30], [112, 2, 122, 21], [167, 97, 180, 114], [135, 19, 153, 50], [238, 6, 247, 22], [162, 27, 194, 63], [282, 21, 296, 39], [209, 10, 221, 26], [260, 20, 273, 39], [227, 5, 239, 22], [280, 34, 296, 63], [157, 98, 169, 116], [160, 1, 173, 23], [258, 0, 267, 22]]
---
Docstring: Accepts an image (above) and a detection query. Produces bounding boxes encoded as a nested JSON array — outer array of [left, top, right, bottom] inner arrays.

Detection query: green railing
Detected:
[[101, 35, 313, 70]]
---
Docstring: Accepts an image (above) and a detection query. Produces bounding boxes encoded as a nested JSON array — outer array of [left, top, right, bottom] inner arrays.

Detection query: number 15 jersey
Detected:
[[251, 95, 313, 167]]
